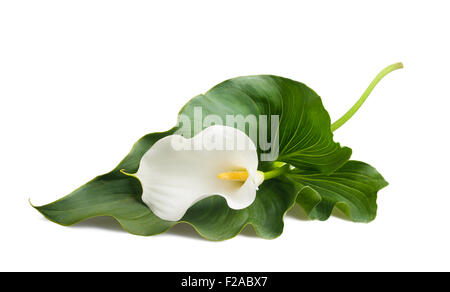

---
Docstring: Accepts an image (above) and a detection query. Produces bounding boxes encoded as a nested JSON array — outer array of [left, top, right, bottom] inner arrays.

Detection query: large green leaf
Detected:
[[179, 75, 351, 174], [33, 130, 301, 240], [287, 160, 388, 222], [32, 75, 355, 240]]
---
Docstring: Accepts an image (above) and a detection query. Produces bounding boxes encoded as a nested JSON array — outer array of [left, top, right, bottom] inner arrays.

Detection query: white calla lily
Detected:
[[129, 125, 264, 221]]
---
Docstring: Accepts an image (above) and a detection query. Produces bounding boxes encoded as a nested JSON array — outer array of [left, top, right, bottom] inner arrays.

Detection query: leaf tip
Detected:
[[28, 198, 37, 209]]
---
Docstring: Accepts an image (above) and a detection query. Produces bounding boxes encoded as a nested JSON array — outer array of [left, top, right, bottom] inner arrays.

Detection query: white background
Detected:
[[1, 0, 449, 272]]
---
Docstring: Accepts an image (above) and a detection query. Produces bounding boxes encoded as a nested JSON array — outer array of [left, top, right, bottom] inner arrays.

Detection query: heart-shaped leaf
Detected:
[[33, 75, 360, 240]]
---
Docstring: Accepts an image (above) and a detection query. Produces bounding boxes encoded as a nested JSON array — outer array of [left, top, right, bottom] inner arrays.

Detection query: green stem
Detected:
[[262, 164, 290, 180], [330, 62, 403, 132]]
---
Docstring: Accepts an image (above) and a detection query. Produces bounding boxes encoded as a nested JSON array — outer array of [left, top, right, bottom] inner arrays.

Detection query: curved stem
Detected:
[[331, 62, 403, 132], [263, 164, 290, 180]]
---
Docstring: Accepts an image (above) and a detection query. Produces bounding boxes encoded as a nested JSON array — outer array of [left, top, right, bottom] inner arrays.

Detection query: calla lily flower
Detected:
[[127, 125, 264, 221]]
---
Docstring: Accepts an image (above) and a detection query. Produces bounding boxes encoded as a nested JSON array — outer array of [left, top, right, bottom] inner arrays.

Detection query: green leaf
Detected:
[[32, 75, 355, 240], [33, 127, 301, 240], [178, 75, 351, 174], [287, 160, 388, 222]]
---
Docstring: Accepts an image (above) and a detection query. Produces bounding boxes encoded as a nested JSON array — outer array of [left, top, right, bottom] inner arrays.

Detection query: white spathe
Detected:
[[134, 125, 264, 221]]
